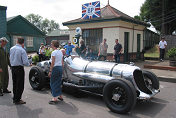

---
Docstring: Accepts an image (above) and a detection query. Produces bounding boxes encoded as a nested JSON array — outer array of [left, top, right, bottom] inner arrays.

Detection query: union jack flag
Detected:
[[82, 1, 101, 19]]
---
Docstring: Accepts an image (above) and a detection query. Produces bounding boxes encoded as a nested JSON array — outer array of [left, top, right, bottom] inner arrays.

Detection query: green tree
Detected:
[[25, 14, 60, 34], [134, 15, 141, 21], [48, 20, 59, 32], [40, 18, 50, 34], [139, 0, 176, 35], [26, 13, 43, 29]]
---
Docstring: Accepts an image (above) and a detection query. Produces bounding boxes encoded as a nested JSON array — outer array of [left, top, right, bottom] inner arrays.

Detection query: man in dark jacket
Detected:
[[113, 39, 123, 63], [0, 37, 11, 96]]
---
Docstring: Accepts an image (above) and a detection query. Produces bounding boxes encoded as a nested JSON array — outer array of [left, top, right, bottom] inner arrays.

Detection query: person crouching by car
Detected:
[[48, 40, 63, 104]]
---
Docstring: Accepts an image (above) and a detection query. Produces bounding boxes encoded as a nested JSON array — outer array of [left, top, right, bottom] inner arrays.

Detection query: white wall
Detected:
[[103, 27, 120, 53], [66, 20, 145, 54]]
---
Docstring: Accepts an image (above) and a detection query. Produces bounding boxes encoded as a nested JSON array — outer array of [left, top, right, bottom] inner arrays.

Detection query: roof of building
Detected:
[[47, 29, 70, 37], [7, 15, 45, 36], [63, 4, 149, 27]]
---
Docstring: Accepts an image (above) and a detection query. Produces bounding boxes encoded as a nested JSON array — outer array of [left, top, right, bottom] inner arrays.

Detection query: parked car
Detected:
[[29, 56, 160, 114]]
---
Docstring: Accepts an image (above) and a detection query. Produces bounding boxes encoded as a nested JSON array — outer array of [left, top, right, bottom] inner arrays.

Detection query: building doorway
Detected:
[[137, 34, 141, 59], [124, 32, 129, 62]]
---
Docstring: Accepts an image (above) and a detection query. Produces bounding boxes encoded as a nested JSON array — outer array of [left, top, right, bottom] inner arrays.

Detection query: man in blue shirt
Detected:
[[64, 41, 75, 56], [10, 38, 30, 105]]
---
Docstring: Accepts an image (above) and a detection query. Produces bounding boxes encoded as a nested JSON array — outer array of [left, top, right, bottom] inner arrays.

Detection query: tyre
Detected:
[[142, 70, 159, 90], [103, 79, 137, 114], [29, 66, 45, 90]]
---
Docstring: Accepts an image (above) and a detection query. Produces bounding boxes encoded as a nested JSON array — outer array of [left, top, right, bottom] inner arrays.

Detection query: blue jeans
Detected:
[[50, 66, 62, 97], [114, 55, 120, 63]]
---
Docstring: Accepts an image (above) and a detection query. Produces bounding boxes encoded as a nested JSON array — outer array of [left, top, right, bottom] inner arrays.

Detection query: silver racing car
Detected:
[[29, 56, 160, 114]]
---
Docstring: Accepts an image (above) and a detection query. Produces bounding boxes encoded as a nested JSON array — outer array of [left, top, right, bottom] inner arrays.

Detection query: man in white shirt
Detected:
[[158, 37, 167, 61]]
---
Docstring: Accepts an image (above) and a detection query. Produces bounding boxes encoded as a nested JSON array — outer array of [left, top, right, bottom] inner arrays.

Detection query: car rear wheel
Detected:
[[29, 66, 45, 90], [103, 79, 136, 114]]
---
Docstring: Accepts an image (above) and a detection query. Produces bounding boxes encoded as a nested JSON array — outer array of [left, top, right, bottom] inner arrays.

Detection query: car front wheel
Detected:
[[143, 70, 159, 90], [103, 79, 137, 114]]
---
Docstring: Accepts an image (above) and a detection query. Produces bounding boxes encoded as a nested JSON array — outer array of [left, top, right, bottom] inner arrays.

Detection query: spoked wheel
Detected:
[[143, 70, 159, 91], [29, 66, 45, 90], [103, 79, 136, 114]]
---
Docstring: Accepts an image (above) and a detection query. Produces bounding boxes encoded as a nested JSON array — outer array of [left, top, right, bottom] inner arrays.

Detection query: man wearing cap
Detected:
[[158, 37, 167, 61], [64, 41, 75, 56], [0, 37, 11, 96]]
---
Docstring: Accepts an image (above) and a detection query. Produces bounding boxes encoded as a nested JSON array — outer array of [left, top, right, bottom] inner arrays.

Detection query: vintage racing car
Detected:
[[29, 56, 160, 114]]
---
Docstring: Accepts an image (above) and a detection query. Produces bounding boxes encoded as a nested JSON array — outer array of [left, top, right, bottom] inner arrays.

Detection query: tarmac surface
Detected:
[[0, 67, 176, 118]]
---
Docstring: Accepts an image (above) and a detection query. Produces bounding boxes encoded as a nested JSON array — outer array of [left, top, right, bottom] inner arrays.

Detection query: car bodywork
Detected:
[[29, 56, 160, 114]]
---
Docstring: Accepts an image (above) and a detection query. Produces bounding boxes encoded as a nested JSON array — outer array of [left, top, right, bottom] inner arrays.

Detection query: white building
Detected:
[[63, 4, 149, 62]]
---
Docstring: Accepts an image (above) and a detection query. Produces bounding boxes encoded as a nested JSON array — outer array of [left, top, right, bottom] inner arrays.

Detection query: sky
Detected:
[[1, 0, 145, 29]]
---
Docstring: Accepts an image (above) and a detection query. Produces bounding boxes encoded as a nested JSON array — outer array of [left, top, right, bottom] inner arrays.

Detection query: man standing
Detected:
[[79, 40, 86, 58], [113, 39, 122, 63], [64, 41, 75, 56], [98, 38, 108, 61], [0, 37, 11, 96], [10, 38, 30, 104], [158, 37, 167, 61]]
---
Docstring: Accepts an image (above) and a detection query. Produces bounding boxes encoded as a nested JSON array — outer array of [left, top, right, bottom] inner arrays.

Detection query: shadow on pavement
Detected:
[[132, 98, 167, 117], [0, 93, 13, 106], [16, 105, 43, 118], [56, 101, 79, 115], [30, 87, 51, 95], [63, 90, 105, 108]]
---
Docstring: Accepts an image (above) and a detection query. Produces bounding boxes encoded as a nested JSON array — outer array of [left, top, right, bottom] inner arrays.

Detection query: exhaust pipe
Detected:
[[63, 82, 102, 90]]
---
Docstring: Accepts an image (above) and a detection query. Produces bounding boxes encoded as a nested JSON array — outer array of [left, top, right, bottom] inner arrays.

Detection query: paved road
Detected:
[[0, 67, 176, 118]]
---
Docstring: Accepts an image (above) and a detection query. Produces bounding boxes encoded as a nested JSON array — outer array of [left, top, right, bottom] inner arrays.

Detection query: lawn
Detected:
[[144, 45, 159, 58]]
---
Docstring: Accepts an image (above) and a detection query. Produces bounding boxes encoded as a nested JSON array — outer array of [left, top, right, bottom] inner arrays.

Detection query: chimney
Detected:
[[0, 6, 7, 38]]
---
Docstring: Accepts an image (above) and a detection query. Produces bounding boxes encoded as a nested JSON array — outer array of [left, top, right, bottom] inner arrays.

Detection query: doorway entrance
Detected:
[[124, 32, 129, 62]]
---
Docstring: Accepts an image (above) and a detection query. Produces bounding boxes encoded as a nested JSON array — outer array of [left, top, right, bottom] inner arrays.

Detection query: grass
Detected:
[[144, 52, 159, 58], [144, 45, 159, 58]]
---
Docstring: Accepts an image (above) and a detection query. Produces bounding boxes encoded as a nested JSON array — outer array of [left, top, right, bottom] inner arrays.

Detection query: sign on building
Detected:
[[82, 1, 101, 19]]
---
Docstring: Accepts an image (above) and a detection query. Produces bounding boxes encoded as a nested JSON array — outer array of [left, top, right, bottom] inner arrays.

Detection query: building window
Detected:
[[13, 36, 22, 45], [82, 29, 102, 53], [26, 37, 33, 47]]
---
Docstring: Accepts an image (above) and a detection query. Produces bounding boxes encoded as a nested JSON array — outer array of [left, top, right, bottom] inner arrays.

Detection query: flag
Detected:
[[82, 1, 101, 19]]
